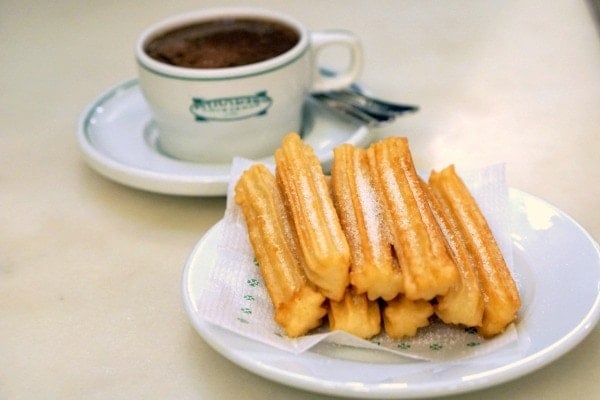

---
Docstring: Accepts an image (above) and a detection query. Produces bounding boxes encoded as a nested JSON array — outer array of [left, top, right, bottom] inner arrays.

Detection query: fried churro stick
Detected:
[[275, 133, 350, 301], [367, 137, 458, 301], [429, 165, 520, 337], [235, 164, 327, 337], [383, 296, 434, 339], [328, 289, 381, 339], [422, 179, 485, 327], [331, 144, 403, 301]]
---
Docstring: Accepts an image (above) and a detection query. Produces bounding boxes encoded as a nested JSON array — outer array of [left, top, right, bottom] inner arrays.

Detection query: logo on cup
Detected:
[[190, 91, 273, 122]]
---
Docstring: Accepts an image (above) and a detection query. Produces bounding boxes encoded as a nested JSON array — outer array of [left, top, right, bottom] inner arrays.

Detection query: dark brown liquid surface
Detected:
[[145, 18, 300, 69]]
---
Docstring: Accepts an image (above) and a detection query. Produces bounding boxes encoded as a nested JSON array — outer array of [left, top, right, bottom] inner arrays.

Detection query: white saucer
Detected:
[[182, 189, 600, 398], [77, 79, 371, 196]]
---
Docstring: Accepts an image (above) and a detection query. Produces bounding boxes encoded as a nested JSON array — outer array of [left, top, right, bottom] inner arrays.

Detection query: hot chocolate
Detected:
[[144, 18, 300, 69]]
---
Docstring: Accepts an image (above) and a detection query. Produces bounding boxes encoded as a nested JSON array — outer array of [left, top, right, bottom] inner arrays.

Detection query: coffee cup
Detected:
[[135, 7, 363, 163]]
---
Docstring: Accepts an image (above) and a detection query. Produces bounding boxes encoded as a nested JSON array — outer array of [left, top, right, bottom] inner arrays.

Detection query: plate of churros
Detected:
[[182, 135, 600, 398]]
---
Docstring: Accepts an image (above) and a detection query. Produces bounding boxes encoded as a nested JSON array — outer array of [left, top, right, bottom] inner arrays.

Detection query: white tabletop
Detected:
[[1, 0, 599, 399]]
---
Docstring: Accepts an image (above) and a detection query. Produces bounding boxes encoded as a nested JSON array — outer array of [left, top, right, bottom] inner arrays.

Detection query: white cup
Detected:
[[135, 7, 363, 163]]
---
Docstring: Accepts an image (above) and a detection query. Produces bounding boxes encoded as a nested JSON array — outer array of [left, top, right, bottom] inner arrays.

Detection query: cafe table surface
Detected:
[[1, 0, 599, 399]]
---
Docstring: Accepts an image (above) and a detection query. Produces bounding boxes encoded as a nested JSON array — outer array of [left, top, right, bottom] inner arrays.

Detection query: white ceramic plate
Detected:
[[77, 79, 371, 196], [182, 189, 600, 398]]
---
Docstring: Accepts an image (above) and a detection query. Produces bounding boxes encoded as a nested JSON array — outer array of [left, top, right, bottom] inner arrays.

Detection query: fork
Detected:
[[311, 88, 418, 126]]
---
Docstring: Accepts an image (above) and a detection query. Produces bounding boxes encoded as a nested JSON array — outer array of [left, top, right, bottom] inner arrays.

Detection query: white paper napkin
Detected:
[[196, 157, 518, 362]]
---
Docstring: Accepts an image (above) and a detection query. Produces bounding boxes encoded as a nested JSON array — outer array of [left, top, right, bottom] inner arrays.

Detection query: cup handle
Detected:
[[309, 30, 363, 92]]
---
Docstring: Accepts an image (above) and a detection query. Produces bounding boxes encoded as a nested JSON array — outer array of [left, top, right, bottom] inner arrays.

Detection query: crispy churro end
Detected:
[[328, 289, 381, 339], [276, 286, 328, 338], [383, 296, 434, 339]]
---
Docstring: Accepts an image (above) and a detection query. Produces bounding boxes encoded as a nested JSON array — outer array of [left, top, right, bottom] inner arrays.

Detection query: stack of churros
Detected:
[[235, 133, 520, 340]]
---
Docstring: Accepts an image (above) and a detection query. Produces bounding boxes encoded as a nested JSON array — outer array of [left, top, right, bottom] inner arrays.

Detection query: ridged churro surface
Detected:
[[429, 165, 520, 337], [275, 133, 350, 301], [331, 144, 403, 301], [424, 179, 485, 327], [235, 164, 327, 337], [367, 137, 458, 301]]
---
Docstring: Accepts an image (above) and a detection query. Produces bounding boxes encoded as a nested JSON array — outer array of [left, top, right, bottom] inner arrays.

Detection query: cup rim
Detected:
[[135, 7, 309, 80]]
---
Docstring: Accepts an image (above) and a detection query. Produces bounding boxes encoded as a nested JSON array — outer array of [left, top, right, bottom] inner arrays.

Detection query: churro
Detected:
[[429, 165, 520, 337], [328, 289, 381, 339], [331, 144, 403, 301], [383, 296, 434, 339], [235, 164, 327, 337], [423, 179, 485, 327], [275, 133, 351, 301], [367, 137, 458, 301]]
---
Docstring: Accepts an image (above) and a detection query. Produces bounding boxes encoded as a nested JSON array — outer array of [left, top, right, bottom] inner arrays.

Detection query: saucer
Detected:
[[77, 79, 371, 196]]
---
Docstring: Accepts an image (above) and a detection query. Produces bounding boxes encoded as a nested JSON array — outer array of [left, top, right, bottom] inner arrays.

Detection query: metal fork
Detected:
[[311, 88, 418, 126]]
